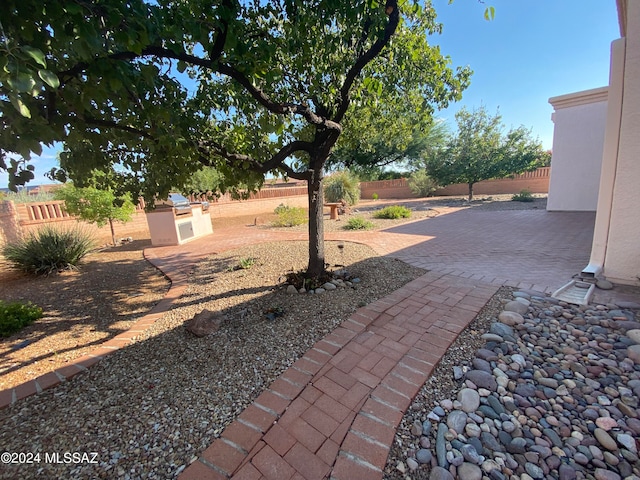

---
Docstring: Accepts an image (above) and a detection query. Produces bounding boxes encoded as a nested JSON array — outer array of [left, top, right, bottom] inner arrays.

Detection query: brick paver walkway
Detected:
[[168, 208, 601, 480], [2, 206, 620, 479]]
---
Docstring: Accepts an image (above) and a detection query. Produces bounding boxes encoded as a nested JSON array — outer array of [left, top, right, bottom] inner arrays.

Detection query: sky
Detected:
[[430, 0, 620, 150], [1, 0, 622, 187]]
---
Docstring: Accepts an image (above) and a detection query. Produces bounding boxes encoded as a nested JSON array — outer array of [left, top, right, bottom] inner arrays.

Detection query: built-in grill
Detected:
[[157, 193, 193, 217], [146, 193, 213, 246]]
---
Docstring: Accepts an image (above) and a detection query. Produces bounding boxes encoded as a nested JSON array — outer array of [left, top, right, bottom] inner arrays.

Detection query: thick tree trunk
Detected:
[[467, 183, 474, 203], [306, 166, 325, 278]]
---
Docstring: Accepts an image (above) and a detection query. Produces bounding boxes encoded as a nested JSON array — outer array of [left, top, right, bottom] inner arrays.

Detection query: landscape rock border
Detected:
[[386, 289, 640, 480]]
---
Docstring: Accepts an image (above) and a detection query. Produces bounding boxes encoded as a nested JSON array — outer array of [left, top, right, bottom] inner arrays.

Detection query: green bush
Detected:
[[343, 217, 374, 230], [2, 190, 56, 204], [272, 205, 307, 227], [324, 171, 360, 205], [512, 189, 535, 202], [408, 170, 438, 197], [371, 193, 379, 201], [373, 205, 412, 219], [1, 225, 96, 275], [0, 300, 43, 337]]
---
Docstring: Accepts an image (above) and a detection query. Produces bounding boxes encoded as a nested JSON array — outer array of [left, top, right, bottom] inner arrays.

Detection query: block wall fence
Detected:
[[0, 168, 549, 246], [360, 167, 550, 199]]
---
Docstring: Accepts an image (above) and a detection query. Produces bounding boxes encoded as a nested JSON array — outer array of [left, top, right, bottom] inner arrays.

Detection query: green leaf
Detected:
[[7, 73, 36, 92], [38, 70, 60, 89], [484, 7, 495, 21], [10, 95, 32, 118], [21, 46, 47, 68]]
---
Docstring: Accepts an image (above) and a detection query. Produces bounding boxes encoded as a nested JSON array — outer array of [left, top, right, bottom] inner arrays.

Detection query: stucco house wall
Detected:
[[547, 0, 639, 286], [547, 88, 608, 211], [593, 0, 640, 285]]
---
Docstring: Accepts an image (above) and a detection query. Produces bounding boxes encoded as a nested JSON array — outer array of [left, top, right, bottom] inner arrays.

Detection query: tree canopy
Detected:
[[54, 182, 136, 246], [425, 106, 546, 201], [328, 87, 450, 176], [1, 0, 472, 276]]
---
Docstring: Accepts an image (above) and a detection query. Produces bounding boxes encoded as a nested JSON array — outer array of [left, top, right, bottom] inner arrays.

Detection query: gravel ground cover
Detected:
[[384, 289, 640, 480], [0, 241, 425, 479], [0, 192, 574, 480], [0, 240, 169, 390], [0, 193, 543, 392]]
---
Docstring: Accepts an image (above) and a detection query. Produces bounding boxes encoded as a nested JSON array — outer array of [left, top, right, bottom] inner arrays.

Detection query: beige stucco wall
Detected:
[[547, 88, 608, 211], [601, 0, 640, 285]]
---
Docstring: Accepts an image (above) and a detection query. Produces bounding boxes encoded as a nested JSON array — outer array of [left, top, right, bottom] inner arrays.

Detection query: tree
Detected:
[[425, 106, 545, 202], [54, 183, 136, 246], [1, 0, 472, 278], [179, 167, 224, 198], [329, 89, 450, 175]]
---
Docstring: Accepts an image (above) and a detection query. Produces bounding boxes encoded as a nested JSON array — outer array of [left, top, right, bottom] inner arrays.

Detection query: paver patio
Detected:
[[165, 207, 608, 480], [3, 206, 629, 478]]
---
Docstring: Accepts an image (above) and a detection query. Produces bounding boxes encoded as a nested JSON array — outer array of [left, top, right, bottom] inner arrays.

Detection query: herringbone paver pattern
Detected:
[[382, 209, 596, 293], [180, 272, 497, 480]]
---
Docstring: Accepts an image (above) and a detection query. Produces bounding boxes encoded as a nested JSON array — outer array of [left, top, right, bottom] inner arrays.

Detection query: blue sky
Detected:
[[2, 0, 621, 187], [430, 0, 620, 150]]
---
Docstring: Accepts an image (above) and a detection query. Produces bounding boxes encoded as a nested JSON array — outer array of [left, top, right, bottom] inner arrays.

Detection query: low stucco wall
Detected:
[[547, 88, 608, 211], [208, 195, 308, 218]]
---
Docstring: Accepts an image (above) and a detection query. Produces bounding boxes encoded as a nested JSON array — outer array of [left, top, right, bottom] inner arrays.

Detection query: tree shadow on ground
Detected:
[[0, 247, 169, 382]]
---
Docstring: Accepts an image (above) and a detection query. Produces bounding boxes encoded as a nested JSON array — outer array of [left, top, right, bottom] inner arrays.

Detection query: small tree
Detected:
[[426, 106, 545, 202], [180, 167, 225, 199], [55, 185, 136, 245]]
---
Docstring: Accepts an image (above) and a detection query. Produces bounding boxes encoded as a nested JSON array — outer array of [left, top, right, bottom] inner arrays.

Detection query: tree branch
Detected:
[[216, 64, 341, 132], [58, 46, 215, 83], [80, 114, 156, 141], [334, 0, 400, 122], [59, 47, 342, 133], [199, 139, 314, 180], [208, 0, 234, 61]]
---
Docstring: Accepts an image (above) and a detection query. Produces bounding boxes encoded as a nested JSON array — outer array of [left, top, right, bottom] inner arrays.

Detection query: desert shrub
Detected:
[[324, 171, 360, 205], [343, 217, 374, 230], [408, 170, 438, 197], [512, 189, 535, 202], [3, 190, 56, 204], [1, 225, 96, 275], [273, 203, 289, 215], [272, 205, 307, 227], [0, 300, 43, 337], [373, 205, 412, 219]]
